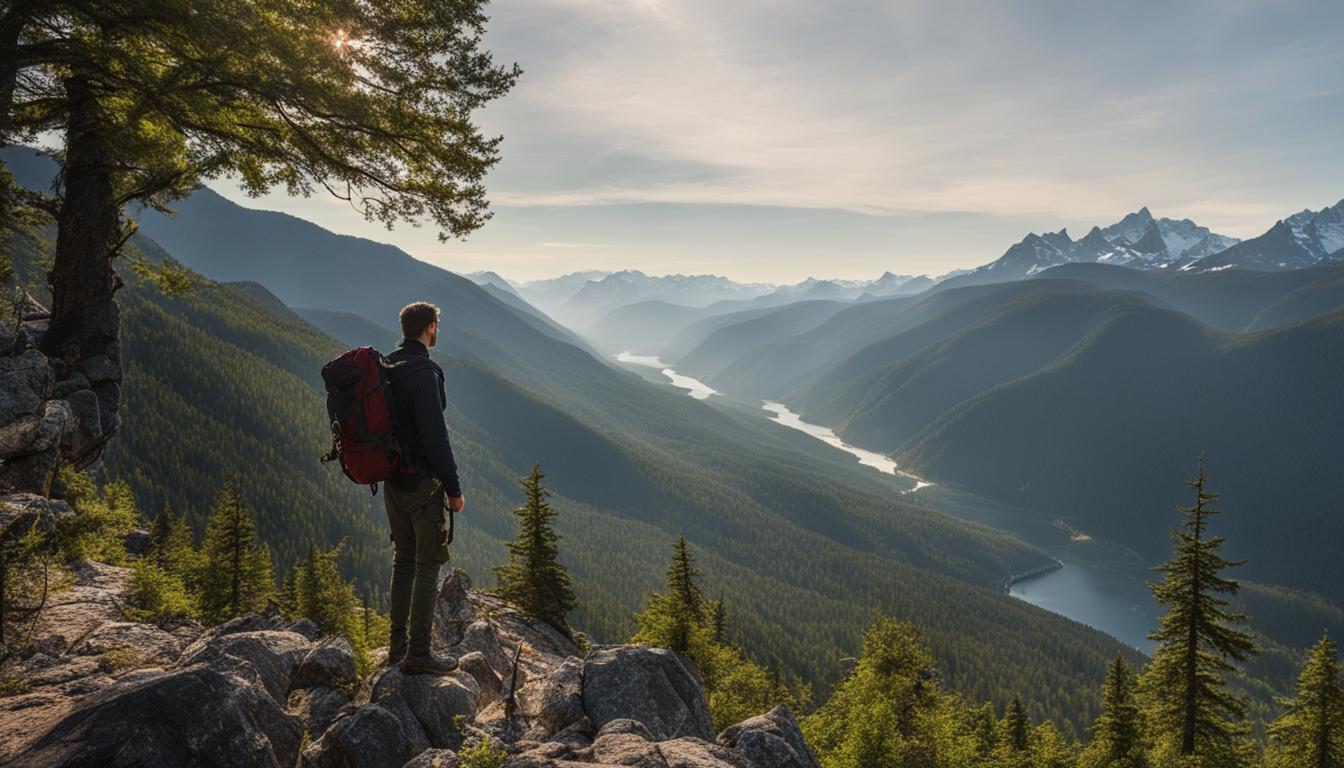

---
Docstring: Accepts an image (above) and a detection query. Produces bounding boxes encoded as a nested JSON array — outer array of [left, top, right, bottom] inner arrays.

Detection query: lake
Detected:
[[614, 352, 1158, 651]]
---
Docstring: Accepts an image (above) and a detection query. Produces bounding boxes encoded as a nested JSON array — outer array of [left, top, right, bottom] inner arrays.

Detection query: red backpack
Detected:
[[319, 347, 430, 493]]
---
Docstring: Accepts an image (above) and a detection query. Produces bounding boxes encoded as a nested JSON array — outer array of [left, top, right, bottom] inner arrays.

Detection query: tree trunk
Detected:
[[0, 3, 27, 131], [40, 75, 121, 465]]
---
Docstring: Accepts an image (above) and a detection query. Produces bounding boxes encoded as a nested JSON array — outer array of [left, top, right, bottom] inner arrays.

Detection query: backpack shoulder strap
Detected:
[[384, 358, 446, 407]]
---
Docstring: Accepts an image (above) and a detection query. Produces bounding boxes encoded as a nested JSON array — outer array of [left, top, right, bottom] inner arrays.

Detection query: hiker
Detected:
[[384, 301, 467, 675]]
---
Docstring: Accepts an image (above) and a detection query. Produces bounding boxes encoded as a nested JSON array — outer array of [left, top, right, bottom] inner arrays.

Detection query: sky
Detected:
[[215, 0, 1344, 284]]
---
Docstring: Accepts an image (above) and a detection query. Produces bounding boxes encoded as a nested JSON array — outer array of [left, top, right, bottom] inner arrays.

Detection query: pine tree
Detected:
[[278, 569, 300, 620], [1265, 633, 1344, 768], [711, 597, 728, 646], [291, 542, 371, 674], [197, 480, 273, 624], [642, 535, 707, 654], [146, 503, 198, 582], [667, 535, 705, 618], [1140, 456, 1256, 758], [492, 463, 576, 634], [1082, 655, 1146, 768], [1005, 695, 1031, 752]]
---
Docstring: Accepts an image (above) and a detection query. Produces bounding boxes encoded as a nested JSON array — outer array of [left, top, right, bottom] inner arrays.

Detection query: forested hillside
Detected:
[[899, 305, 1343, 601], [1036, 261, 1344, 331]]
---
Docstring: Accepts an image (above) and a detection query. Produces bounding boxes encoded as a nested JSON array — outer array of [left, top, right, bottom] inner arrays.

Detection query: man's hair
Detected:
[[399, 301, 440, 339]]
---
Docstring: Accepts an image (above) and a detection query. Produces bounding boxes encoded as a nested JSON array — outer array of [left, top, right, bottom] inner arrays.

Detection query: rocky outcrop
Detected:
[[716, 705, 820, 768], [582, 646, 715, 741], [0, 293, 115, 495], [2, 565, 822, 768]]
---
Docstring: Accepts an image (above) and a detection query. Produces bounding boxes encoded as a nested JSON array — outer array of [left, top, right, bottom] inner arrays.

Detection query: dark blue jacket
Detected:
[[386, 338, 462, 497]]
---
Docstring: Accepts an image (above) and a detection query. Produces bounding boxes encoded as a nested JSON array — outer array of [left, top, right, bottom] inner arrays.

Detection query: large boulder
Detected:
[[179, 628, 313, 703], [289, 686, 352, 735], [517, 655, 584, 737], [0, 349, 50, 428], [8, 664, 303, 768], [716, 705, 820, 768], [301, 703, 422, 768], [295, 636, 358, 690], [0, 493, 74, 539], [655, 738, 752, 768], [454, 620, 513, 678], [457, 651, 503, 704], [367, 665, 480, 749], [582, 646, 715, 742], [590, 719, 667, 767]]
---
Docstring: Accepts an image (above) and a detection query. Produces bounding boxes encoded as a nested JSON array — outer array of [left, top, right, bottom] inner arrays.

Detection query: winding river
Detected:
[[614, 351, 1158, 651]]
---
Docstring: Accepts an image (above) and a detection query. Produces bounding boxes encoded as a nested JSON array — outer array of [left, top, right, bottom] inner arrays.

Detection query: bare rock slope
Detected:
[[1, 563, 819, 768]]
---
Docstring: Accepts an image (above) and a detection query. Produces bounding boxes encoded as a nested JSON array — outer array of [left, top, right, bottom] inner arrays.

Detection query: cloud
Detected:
[[209, 0, 1344, 280], [478, 0, 1344, 233]]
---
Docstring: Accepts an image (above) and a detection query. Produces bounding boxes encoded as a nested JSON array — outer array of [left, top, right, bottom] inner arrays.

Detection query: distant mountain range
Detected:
[[658, 262, 1344, 606], [1186, 200, 1344, 272], [940, 207, 1244, 290], [459, 199, 1341, 353], [474, 269, 944, 333]]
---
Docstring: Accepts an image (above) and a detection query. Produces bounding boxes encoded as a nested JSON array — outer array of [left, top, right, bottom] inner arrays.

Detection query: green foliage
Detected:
[[196, 480, 274, 625], [1079, 656, 1147, 768], [146, 504, 200, 585], [1004, 695, 1032, 752], [804, 615, 1089, 768], [125, 560, 196, 624], [1264, 633, 1344, 768], [290, 543, 371, 677], [1, 522, 66, 662], [56, 470, 140, 565], [1139, 458, 1256, 759], [360, 593, 390, 657], [3, 0, 519, 236], [710, 598, 728, 646], [458, 736, 508, 768], [633, 537, 809, 731], [128, 256, 195, 295], [492, 464, 576, 634], [805, 616, 1032, 768]]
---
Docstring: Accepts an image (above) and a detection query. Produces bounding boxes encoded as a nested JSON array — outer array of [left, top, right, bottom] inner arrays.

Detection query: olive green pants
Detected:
[[385, 477, 450, 656]]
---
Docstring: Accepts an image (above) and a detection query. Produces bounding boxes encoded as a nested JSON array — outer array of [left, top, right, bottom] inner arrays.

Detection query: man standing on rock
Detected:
[[384, 301, 467, 675]]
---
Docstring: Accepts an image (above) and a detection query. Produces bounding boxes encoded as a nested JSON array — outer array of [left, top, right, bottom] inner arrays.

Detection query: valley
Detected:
[[615, 350, 1160, 652]]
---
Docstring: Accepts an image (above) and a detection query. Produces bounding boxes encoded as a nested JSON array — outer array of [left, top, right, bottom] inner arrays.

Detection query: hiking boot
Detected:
[[400, 652, 458, 676]]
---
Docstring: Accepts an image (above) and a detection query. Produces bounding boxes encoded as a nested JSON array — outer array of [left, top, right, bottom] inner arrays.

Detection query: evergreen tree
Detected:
[[1005, 695, 1031, 752], [667, 535, 705, 618], [492, 463, 576, 634], [146, 503, 198, 582], [711, 597, 728, 646], [1265, 633, 1344, 768], [643, 535, 706, 654], [291, 542, 371, 674], [1081, 655, 1146, 768], [803, 616, 978, 768], [2, 0, 518, 460], [278, 569, 300, 620], [1140, 456, 1256, 758], [197, 480, 273, 624], [971, 701, 1000, 757]]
